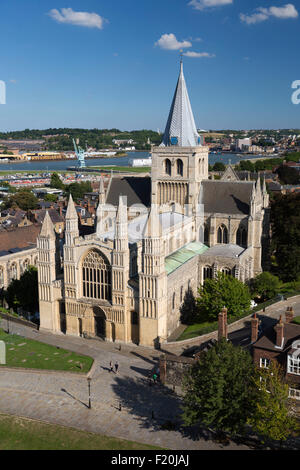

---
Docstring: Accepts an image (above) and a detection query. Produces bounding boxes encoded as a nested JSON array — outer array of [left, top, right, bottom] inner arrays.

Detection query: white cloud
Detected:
[[183, 51, 215, 58], [240, 4, 298, 25], [269, 4, 298, 18], [155, 34, 192, 50], [48, 8, 106, 29], [189, 0, 233, 11]]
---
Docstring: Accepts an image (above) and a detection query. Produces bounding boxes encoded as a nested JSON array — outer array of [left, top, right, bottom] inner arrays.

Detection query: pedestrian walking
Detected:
[[115, 361, 119, 373], [109, 361, 113, 372], [153, 373, 158, 384]]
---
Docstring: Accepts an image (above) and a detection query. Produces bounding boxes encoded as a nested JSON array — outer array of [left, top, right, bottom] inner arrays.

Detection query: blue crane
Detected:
[[73, 139, 86, 169]]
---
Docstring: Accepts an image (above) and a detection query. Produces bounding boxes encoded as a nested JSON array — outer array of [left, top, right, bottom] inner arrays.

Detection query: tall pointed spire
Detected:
[[144, 205, 162, 238], [160, 61, 200, 147], [66, 194, 77, 220], [115, 195, 128, 240], [40, 210, 55, 238], [99, 176, 105, 205]]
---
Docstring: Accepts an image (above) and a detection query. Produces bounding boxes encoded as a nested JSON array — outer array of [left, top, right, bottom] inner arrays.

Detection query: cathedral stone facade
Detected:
[[38, 62, 270, 348]]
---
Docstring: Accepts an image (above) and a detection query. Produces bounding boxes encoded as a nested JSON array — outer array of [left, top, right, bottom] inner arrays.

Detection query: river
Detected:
[[0, 151, 267, 172]]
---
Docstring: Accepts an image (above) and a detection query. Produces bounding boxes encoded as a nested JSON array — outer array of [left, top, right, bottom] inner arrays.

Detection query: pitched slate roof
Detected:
[[33, 209, 64, 225], [202, 180, 253, 215], [106, 177, 151, 207], [254, 321, 300, 352]]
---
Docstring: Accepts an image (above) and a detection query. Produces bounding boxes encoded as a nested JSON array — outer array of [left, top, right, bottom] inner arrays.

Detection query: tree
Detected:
[[180, 287, 199, 325], [3, 190, 38, 211], [249, 272, 281, 302], [248, 362, 299, 444], [270, 193, 300, 281], [44, 193, 58, 203], [5, 266, 39, 315], [182, 339, 258, 436], [213, 162, 226, 172], [197, 272, 251, 322], [50, 172, 65, 190], [65, 181, 92, 202], [276, 164, 300, 185]]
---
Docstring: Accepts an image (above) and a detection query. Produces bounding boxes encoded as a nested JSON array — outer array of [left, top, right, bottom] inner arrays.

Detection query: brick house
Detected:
[[251, 308, 300, 400]]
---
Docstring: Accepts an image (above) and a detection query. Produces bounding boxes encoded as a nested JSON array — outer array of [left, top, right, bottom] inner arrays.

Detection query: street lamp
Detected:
[[87, 377, 91, 409]]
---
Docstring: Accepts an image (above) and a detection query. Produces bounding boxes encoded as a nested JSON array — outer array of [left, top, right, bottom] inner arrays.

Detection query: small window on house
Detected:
[[260, 358, 270, 369]]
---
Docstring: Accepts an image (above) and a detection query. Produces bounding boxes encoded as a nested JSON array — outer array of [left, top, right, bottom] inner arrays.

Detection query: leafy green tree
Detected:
[[179, 287, 199, 325], [44, 193, 58, 203], [238, 160, 255, 172], [276, 165, 300, 185], [5, 266, 39, 314], [248, 362, 299, 443], [197, 272, 251, 321], [182, 339, 258, 436], [271, 193, 300, 281], [65, 181, 92, 202], [50, 172, 65, 190], [3, 190, 38, 211], [249, 272, 281, 302], [213, 162, 226, 172]]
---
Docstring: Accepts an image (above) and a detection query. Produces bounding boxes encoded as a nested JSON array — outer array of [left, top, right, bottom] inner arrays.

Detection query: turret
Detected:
[[111, 195, 129, 312], [99, 175, 105, 205], [262, 176, 269, 208], [37, 211, 57, 331], [139, 205, 168, 347], [65, 194, 79, 246]]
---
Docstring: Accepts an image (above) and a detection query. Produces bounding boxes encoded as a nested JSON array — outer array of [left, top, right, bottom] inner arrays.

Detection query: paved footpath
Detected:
[[0, 322, 250, 450]]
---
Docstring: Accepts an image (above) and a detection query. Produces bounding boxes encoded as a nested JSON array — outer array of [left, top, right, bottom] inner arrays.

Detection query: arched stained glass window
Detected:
[[82, 250, 111, 301]]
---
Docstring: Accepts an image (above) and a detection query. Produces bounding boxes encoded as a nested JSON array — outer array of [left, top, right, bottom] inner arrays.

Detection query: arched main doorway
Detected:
[[93, 306, 106, 338]]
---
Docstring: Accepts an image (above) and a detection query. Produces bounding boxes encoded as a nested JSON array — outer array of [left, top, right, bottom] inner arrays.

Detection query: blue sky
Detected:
[[1, 0, 300, 131]]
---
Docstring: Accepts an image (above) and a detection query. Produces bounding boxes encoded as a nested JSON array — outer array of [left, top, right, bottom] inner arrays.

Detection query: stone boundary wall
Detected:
[[159, 354, 194, 386], [162, 296, 300, 356], [0, 313, 38, 330]]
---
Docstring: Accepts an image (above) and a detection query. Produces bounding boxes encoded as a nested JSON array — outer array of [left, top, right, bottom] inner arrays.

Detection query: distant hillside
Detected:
[[0, 128, 162, 151]]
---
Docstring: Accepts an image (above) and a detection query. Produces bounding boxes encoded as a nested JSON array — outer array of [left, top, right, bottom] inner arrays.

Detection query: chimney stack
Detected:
[[275, 316, 284, 349], [285, 306, 294, 323], [218, 307, 228, 341], [251, 313, 259, 343]]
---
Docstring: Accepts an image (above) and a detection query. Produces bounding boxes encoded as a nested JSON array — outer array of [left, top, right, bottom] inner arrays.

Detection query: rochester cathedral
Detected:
[[38, 62, 270, 347]]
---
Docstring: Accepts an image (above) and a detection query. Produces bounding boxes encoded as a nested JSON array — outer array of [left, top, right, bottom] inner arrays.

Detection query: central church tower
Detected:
[[151, 61, 209, 212]]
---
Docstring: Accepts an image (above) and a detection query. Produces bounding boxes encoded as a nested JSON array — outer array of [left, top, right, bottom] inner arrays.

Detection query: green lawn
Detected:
[[0, 414, 162, 450], [0, 329, 93, 373], [292, 316, 300, 325], [177, 321, 217, 341], [90, 165, 151, 173]]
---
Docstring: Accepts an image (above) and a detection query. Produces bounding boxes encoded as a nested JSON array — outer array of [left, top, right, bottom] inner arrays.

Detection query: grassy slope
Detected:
[[0, 329, 93, 373], [0, 414, 162, 450]]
